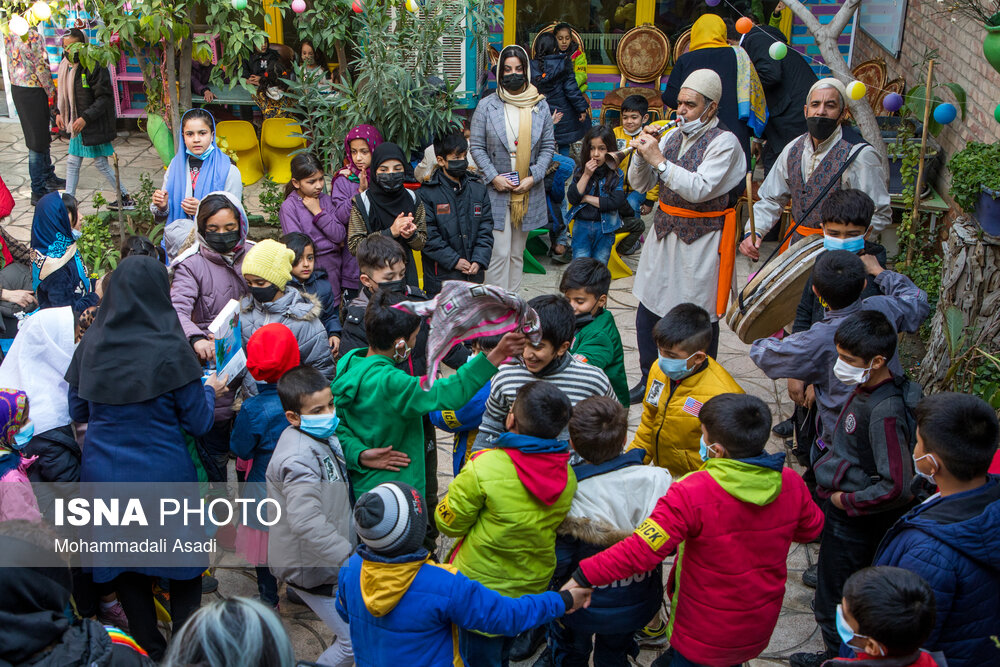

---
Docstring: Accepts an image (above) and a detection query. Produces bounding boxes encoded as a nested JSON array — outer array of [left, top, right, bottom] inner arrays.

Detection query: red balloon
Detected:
[[352, 0, 363, 11], [736, 17, 753, 34]]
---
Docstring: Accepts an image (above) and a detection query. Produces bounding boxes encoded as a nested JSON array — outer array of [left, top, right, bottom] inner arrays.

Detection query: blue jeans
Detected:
[[28, 149, 56, 196], [459, 630, 514, 667], [571, 219, 615, 265], [625, 190, 647, 218], [548, 620, 637, 666]]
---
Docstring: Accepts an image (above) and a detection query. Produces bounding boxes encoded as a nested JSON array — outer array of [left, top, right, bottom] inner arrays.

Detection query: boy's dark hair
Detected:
[[528, 294, 576, 349], [821, 188, 875, 230], [365, 289, 421, 350], [843, 566, 936, 656], [472, 334, 502, 352], [356, 234, 406, 274], [512, 381, 572, 440], [284, 152, 325, 198], [569, 396, 627, 464], [65, 28, 86, 43], [834, 310, 897, 363], [559, 257, 611, 299], [652, 303, 712, 354], [277, 365, 330, 413], [699, 394, 772, 458], [120, 235, 158, 260], [916, 392, 1000, 481], [434, 132, 469, 159], [621, 94, 649, 116], [811, 250, 867, 310], [280, 232, 315, 266], [196, 193, 242, 235]]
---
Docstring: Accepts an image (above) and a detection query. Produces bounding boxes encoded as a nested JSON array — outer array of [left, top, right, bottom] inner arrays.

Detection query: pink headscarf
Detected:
[[340, 124, 384, 183]]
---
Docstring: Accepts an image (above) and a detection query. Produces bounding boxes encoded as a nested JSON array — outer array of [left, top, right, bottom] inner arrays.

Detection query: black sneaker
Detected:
[[201, 572, 219, 594], [789, 649, 837, 667], [550, 248, 572, 264], [801, 563, 818, 589], [618, 238, 642, 255], [772, 417, 795, 438], [509, 625, 546, 662], [285, 586, 305, 606], [107, 194, 136, 211], [46, 176, 66, 190], [629, 379, 647, 405]]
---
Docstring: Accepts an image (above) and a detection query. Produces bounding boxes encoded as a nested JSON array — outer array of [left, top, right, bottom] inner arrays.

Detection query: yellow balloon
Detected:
[[405, 0, 418, 11], [30, 2, 51, 21], [847, 81, 867, 101]]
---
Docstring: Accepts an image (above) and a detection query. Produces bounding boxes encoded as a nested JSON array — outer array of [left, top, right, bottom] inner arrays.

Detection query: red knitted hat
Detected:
[[246, 323, 300, 383]]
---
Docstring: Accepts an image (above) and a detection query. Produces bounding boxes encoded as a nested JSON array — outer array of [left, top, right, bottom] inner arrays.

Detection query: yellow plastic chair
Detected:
[[215, 120, 264, 186], [260, 117, 307, 184], [608, 232, 633, 280]]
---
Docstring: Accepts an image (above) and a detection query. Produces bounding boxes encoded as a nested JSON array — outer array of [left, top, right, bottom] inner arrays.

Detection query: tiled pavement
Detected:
[[0, 120, 826, 664]]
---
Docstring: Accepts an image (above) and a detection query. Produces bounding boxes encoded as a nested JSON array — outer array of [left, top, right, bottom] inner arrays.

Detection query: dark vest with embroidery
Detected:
[[787, 134, 856, 230], [654, 126, 730, 244]]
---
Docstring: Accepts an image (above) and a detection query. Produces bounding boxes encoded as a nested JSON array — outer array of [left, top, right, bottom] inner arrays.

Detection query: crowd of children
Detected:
[[1, 26, 999, 667]]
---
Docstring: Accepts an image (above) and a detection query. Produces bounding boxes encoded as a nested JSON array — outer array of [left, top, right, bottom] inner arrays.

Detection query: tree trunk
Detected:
[[335, 40, 349, 82], [917, 217, 1000, 394], [179, 14, 193, 112], [165, 39, 180, 136], [781, 0, 888, 172]]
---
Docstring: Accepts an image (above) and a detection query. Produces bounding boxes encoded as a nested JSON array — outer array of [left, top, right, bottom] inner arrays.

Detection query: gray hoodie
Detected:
[[241, 289, 335, 378]]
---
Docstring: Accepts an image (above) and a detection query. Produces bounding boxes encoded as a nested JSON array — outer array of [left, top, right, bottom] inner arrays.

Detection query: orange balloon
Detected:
[[736, 17, 753, 34]]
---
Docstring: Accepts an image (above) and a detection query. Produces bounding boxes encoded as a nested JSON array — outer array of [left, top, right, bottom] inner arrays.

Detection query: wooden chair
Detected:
[[215, 120, 264, 186], [672, 27, 692, 64], [530, 24, 584, 59], [598, 24, 670, 126], [260, 117, 307, 183], [845, 57, 887, 119], [875, 77, 905, 115]]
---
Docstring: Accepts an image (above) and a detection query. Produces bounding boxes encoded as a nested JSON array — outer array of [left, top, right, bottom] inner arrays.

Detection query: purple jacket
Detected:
[[280, 190, 359, 300], [170, 244, 250, 420]]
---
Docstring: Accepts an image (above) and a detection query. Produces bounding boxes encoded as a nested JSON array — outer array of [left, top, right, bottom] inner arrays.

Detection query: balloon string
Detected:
[[719, 0, 951, 110]]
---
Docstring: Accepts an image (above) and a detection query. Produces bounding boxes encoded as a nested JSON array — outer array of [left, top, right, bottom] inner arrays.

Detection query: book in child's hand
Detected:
[[207, 299, 247, 387], [499, 171, 520, 186]]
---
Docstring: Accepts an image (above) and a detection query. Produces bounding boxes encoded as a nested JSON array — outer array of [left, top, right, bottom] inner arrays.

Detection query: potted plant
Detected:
[[939, 0, 1000, 74], [948, 141, 1000, 235]]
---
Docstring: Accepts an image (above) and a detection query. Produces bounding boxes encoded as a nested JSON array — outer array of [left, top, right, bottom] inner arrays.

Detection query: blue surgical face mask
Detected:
[[658, 352, 695, 381], [299, 412, 340, 440], [186, 141, 215, 160], [912, 453, 938, 485], [71, 228, 83, 240], [836, 604, 883, 656], [12, 421, 34, 450], [699, 435, 714, 462], [823, 234, 865, 253]]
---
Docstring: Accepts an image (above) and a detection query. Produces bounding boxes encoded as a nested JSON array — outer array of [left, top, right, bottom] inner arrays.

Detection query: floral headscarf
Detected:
[[340, 124, 384, 184], [0, 389, 28, 447]]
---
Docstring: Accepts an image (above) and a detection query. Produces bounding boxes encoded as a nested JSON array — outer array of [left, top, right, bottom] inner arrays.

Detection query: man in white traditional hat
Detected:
[[739, 77, 891, 260], [626, 68, 747, 404]]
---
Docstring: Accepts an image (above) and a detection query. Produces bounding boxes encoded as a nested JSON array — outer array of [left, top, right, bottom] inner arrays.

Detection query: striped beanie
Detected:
[[353, 482, 426, 557]]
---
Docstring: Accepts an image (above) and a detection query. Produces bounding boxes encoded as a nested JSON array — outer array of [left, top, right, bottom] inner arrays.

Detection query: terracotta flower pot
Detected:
[[983, 24, 1000, 75]]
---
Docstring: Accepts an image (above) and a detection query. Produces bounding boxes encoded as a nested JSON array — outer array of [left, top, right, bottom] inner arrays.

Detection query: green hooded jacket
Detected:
[[569, 309, 628, 406], [332, 348, 497, 499]]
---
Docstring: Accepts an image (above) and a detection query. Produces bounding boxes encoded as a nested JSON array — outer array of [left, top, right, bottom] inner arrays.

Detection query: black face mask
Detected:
[[806, 116, 839, 142], [377, 279, 407, 295], [250, 284, 280, 303], [445, 159, 468, 179], [375, 172, 405, 193], [574, 312, 596, 331], [501, 73, 526, 92], [204, 230, 241, 254]]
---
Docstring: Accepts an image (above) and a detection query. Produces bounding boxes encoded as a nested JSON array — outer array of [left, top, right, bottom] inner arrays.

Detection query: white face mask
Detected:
[[678, 106, 712, 135], [912, 453, 938, 485], [624, 125, 643, 137], [833, 357, 872, 386]]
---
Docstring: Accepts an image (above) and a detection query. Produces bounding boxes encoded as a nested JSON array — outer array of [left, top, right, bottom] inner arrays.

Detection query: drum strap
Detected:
[[737, 144, 868, 315], [658, 202, 737, 318]]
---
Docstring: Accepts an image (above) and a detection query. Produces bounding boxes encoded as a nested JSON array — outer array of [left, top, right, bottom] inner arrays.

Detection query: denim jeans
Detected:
[[651, 647, 742, 667], [548, 619, 637, 666], [625, 190, 647, 218], [28, 149, 56, 196], [459, 630, 515, 667], [571, 219, 615, 265]]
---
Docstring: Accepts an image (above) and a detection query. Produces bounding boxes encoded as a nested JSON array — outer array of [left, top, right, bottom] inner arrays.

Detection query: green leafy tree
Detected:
[[271, 0, 353, 78]]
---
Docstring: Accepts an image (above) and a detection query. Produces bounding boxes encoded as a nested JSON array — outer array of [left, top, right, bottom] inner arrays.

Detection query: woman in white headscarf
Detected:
[[468, 45, 555, 293]]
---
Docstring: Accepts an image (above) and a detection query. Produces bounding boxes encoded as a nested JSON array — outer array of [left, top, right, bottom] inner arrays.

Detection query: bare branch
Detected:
[[828, 0, 862, 37]]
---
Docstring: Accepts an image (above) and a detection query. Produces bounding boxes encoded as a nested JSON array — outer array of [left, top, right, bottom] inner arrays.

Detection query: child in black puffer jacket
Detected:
[[281, 232, 342, 356], [531, 32, 590, 155]]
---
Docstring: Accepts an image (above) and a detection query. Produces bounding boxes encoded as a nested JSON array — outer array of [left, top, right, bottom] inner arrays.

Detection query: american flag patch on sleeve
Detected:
[[682, 397, 703, 417]]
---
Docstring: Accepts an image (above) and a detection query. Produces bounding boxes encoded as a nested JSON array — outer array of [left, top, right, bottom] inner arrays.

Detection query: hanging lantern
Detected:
[[768, 42, 787, 60], [933, 103, 957, 125], [9, 15, 29, 36], [291, 0, 307, 12], [846, 81, 867, 101], [735, 17, 752, 34], [30, 2, 51, 21]]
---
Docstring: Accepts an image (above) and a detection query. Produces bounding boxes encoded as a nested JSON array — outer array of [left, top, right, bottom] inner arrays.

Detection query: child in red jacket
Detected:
[[564, 393, 824, 667], [824, 566, 946, 667]]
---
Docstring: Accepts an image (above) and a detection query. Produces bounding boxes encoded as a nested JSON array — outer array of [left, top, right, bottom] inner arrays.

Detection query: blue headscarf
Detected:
[[165, 109, 233, 224], [29, 193, 89, 291]]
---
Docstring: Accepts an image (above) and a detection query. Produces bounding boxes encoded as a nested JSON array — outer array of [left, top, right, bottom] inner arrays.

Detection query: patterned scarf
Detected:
[[732, 46, 768, 138]]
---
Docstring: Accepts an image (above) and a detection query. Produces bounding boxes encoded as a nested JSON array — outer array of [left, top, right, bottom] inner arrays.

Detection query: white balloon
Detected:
[[9, 15, 29, 36], [30, 1, 51, 21]]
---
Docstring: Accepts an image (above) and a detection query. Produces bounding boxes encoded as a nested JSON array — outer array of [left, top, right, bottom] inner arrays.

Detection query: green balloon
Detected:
[[232, 0, 247, 8], [769, 42, 787, 60], [995, 103, 1000, 123]]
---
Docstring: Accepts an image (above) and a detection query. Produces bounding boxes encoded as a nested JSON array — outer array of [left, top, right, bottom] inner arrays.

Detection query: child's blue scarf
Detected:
[[29, 192, 89, 290], [165, 109, 233, 224], [494, 432, 568, 454]]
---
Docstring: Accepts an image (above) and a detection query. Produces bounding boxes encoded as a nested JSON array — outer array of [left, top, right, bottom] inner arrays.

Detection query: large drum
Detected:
[[725, 235, 825, 343]]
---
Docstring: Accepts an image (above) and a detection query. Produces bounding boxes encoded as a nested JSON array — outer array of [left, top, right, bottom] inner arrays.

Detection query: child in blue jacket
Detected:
[[428, 334, 501, 475], [230, 323, 302, 609], [336, 481, 590, 667], [874, 392, 1000, 667]]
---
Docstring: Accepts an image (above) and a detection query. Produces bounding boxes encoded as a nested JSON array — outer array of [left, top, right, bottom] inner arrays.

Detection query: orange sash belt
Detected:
[[658, 201, 737, 318], [779, 220, 823, 253]]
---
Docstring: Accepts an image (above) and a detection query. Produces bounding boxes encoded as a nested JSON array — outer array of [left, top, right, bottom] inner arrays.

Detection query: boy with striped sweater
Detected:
[[473, 295, 615, 450]]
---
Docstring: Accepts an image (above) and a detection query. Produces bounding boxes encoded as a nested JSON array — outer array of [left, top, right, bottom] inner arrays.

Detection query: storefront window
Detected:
[[652, 0, 750, 43], [515, 0, 635, 66]]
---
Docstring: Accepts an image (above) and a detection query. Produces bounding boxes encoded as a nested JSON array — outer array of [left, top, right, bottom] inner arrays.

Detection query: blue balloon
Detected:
[[706, 0, 721, 5], [933, 103, 957, 125]]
